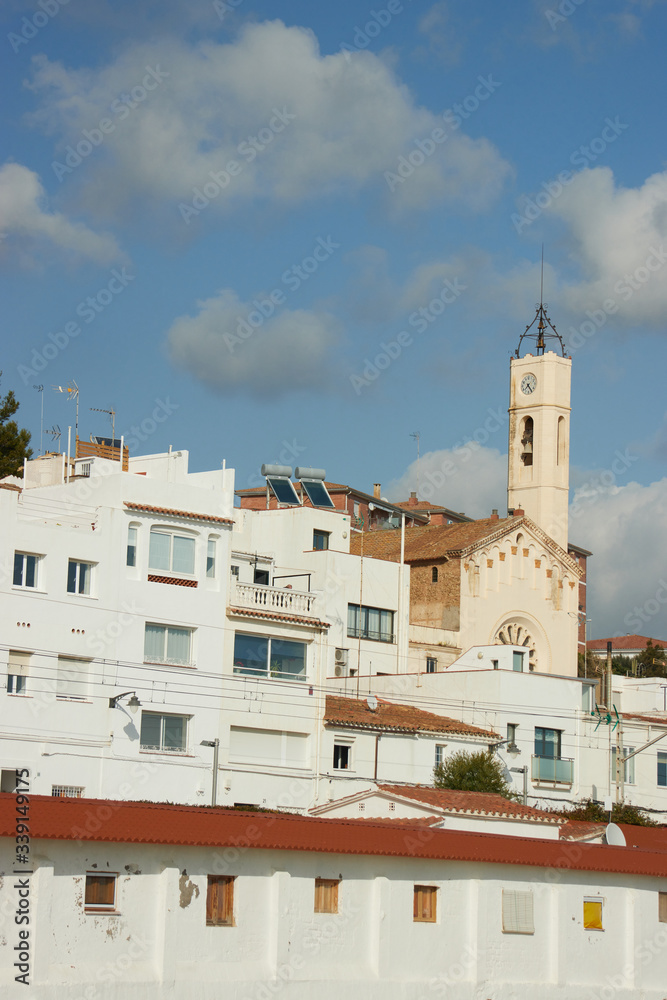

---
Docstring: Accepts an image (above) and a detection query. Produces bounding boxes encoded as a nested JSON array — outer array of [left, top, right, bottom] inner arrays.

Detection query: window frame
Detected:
[[206, 875, 235, 926], [56, 656, 90, 702], [658, 751, 667, 788], [232, 633, 307, 681], [535, 726, 562, 759], [426, 657, 437, 674], [139, 711, 189, 753], [67, 558, 94, 596], [333, 742, 352, 770], [435, 744, 446, 766], [148, 526, 197, 577], [413, 885, 437, 923], [313, 530, 330, 551], [126, 525, 138, 567], [659, 892, 667, 923], [502, 888, 534, 934], [431, 566, 438, 583], [84, 873, 117, 913], [347, 603, 395, 643], [7, 674, 27, 695], [13, 552, 40, 590], [144, 622, 194, 667], [314, 878, 339, 914], [206, 537, 217, 579]]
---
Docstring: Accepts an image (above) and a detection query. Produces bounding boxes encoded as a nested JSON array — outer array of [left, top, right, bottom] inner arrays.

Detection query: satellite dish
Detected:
[[605, 823, 626, 847], [366, 695, 378, 712]]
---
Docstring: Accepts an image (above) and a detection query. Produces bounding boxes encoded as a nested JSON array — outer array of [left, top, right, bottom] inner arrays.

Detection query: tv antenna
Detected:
[[410, 431, 420, 495], [46, 425, 62, 451], [32, 384, 44, 455], [52, 381, 80, 439], [90, 407, 116, 444]]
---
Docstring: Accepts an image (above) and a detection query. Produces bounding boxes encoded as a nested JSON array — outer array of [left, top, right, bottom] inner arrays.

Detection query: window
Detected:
[[502, 889, 534, 934], [314, 878, 339, 913], [512, 650, 524, 672], [233, 633, 306, 680], [431, 566, 438, 583], [7, 651, 29, 696], [254, 568, 270, 585], [507, 723, 518, 748], [229, 727, 309, 767], [659, 892, 667, 923], [85, 874, 116, 912], [492, 659, 499, 670], [535, 727, 562, 758], [56, 657, 89, 701], [67, 559, 92, 595], [333, 744, 351, 770], [426, 657, 437, 674], [435, 744, 446, 766], [126, 526, 138, 567], [144, 623, 193, 666], [347, 604, 395, 643], [658, 752, 667, 787], [52, 785, 84, 798], [140, 712, 188, 752], [413, 885, 437, 923], [206, 875, 235, 925], [583, 897, 603, 930], [611, 746, 635, 785], [521, 416, 534, 467], [231, 565, 239, 578], [206, 538, 217, 578], [149, 528, 195, 575], [13, 552, 39, 589], [313, 530, 330, 551]]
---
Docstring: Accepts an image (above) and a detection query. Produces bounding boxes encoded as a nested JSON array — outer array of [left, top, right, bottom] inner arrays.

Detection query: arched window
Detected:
[[431, 566, 438, 583], [557, 416, 566, 466], [521, 416, 533, 467]]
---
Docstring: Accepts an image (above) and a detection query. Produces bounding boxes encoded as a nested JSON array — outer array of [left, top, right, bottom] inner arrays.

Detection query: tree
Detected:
[[558, 797, 658, 827], [611, 654, 633, 676], [635, 639, 667, 678], [433, 749, 513, 797], [0, 372, 32, 478]]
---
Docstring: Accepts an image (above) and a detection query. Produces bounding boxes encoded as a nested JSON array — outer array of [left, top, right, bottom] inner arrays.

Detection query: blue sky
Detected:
[[2, 0, 667, 640]]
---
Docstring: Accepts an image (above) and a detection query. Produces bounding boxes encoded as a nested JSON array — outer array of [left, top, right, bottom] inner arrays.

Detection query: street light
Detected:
[[200, 739, 220, 807], [108, 691, 141, 713]]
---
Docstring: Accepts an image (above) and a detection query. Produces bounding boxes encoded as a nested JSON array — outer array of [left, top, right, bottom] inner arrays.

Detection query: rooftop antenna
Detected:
[[46, 425, 61, 451], [32, 384, 44, 455], [514, 249, 566, 359], [52, 381, 79, 440], [90, 406, 116, 445], [410, 431, 420, 495]]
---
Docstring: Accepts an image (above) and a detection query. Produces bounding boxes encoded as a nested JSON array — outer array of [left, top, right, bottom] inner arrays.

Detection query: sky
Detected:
[[1, 0, 666, 642]]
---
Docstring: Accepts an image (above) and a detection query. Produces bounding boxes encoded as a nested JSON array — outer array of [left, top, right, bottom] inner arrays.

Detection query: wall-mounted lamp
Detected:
[[109, 691, 141, 713]]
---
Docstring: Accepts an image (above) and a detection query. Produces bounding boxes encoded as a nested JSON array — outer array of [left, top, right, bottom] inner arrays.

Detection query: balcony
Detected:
[[231, 581, 318, 617], [531, 755, 574, 785]]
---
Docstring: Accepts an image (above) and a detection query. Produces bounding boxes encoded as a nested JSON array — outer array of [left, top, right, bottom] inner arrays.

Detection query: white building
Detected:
[[1, 793, 666, 999]]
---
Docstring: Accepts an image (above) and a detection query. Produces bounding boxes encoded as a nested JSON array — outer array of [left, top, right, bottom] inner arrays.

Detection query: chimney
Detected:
[[490, 509, 499, 521], [373, 483, 381, 499], [408, 491, 418, 507], [513, 507, 525, 517]]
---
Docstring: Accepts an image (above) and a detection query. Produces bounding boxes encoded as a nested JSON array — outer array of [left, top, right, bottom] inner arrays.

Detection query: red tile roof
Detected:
[[124, 502, 234, 525], [559, 820, 606, 842], [325, 695, 498, 738], [587, 635, 667, 652], [377, 785, 561, 824], [349, 517, 521, 563], [623, 713, 667, 727], [1, 794, 665, 877], [560, 821, 667, 849], [228, 606, 330, 629]]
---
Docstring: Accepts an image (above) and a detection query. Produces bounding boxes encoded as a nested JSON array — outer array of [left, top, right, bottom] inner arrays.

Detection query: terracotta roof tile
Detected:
[[623, 713, 667, 727], [325, 695, 498, 738], [124, 502, 234, 525], [587, 635, 667, 651], [349, 518, 520, 563], [2, 794, 665, 877], [228, 606, 330, 629], [377, 785, 560, 824]]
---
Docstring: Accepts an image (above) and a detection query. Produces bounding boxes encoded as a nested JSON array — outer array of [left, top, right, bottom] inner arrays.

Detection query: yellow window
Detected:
[[583, 898, 603, 930]]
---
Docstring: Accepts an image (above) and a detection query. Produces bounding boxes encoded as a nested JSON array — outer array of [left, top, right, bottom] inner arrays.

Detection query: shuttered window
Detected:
[[583, 898, 603, 930], [659, 892, 667, 923], [85, 874, 116, 911], [206, 875, 235, 926], [413, 885, 437, 922], [314, 878, 339, 914], [502, 889, 534, 934]]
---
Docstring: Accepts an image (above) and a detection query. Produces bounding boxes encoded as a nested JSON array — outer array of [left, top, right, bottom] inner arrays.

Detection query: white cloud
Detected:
[[25, 20, 511, 223], [0, 162, 122, 264], [166, 288, 340, 398]]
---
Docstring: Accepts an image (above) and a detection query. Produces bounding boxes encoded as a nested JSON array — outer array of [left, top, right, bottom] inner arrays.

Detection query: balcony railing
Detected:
[[232, 581, 318, 617], [531, 755, 574, 784]]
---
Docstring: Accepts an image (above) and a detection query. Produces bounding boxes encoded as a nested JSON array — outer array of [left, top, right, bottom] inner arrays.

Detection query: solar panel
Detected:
[[267, 477, 301, 506], [300, 479, 335, 508]]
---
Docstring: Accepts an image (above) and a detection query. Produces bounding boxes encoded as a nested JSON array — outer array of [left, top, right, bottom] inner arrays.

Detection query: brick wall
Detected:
[[408, 558, 461, 630]]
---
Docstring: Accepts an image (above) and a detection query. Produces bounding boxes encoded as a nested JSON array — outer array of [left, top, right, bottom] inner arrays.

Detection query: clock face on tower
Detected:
[[521, 373, 537, 395]]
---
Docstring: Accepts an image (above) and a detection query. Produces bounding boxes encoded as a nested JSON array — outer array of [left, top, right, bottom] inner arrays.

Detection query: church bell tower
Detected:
[[507, 297, 571, 551]]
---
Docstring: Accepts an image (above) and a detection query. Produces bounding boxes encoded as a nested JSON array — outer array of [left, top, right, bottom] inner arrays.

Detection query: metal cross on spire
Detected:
[[514, 248, 566, 358]]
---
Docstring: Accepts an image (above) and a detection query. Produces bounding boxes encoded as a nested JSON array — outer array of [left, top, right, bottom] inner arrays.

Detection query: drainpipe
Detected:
[[374, 733, 380, 781], [397, 512, 405, 674]]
